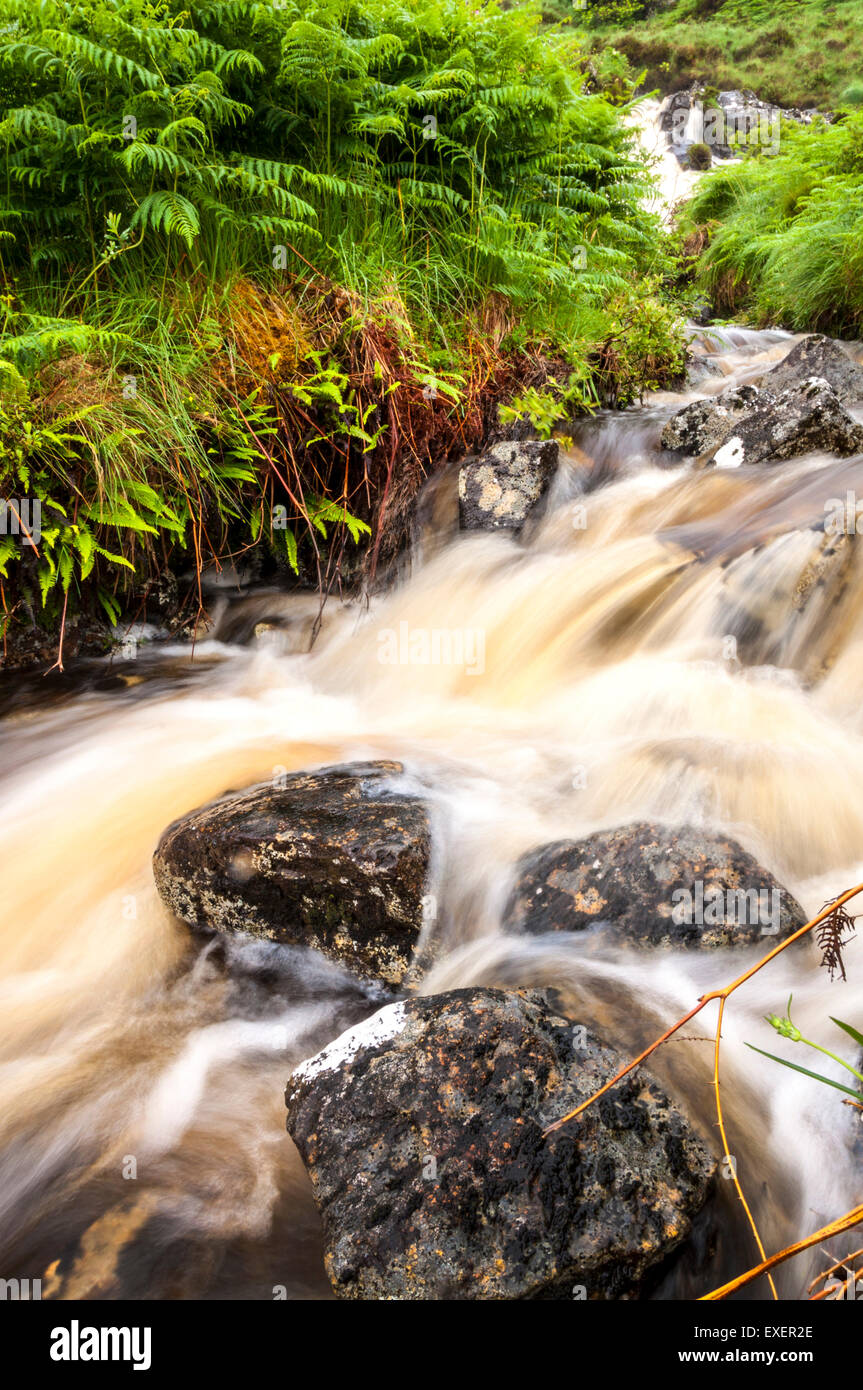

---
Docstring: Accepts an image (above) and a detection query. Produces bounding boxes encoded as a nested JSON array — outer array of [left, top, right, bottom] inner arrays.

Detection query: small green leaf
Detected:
[[830, 1017, 863, 1051], [745, 1043, 863, 1100], [97, 587, 122, 627]]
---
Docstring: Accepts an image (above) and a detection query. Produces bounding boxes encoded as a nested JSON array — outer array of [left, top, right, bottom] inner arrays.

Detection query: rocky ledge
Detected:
[[503, 822, 807, 949], [153, 761, 430, 986], [661, 86, 827, 167], [285, 987, 717, 1300]]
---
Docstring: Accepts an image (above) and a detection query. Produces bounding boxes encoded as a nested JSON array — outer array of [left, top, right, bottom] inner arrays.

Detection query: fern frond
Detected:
[[130, 190, 201, 247], [43, 31, 162, 90]]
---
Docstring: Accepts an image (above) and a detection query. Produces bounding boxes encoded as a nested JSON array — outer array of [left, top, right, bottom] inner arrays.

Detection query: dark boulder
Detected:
[[458, 439, 559, 533], [764, 335, 863, 406], [153, 761, 430, 986], [660, 86, 700, 136], [699, 378, 863, 467], [661, 378, 863, 466], [503, 823, 807, 950], [285, 987, 717, 1300], [661, 383, 761, 455]]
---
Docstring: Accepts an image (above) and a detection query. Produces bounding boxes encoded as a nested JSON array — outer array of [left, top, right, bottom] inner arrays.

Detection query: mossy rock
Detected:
[[687, 141, 713, 169]]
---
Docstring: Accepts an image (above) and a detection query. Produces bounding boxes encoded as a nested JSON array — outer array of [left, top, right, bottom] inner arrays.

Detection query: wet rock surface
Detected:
[[504, 822, 807, 949], [458, 439, 559, 532], [661, 85, 823, 165], [661, 377, 863, 466], [285, 987, 717, 1300], [762, 335, 863, 406], [661, 383, 761, 455], [153, 761, 430, 986]]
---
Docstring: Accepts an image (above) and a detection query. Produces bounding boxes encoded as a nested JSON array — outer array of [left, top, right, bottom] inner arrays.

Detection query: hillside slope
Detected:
[[581, 0, 863, 110]]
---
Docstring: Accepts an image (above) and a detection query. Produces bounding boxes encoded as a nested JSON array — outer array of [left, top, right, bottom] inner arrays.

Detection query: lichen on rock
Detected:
[[285, 987, 718, 1300]]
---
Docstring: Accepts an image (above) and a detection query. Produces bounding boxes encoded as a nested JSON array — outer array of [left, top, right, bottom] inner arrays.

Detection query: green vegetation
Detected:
[[681, 110, 863, 334], [0, 0, 685, 651], [581, 0, 863, 111], [685, 140, 711, 170], [748, 998, 863, 1104]]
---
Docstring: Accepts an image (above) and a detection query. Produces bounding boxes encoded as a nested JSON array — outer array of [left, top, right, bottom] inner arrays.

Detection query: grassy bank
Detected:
[[0, 0, 686, 658], [680, 109, 863, 334], [578, 0, 863, 111]]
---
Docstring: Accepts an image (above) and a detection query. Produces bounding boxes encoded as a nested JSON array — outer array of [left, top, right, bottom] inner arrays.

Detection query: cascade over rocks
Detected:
[[153, 761, 430, 986], [661, 374, 863, 466], [458, 439, 559, 532], [503, 822, 807, 950], [285, 987, 717, 1300], [660, 85, 825, 165]]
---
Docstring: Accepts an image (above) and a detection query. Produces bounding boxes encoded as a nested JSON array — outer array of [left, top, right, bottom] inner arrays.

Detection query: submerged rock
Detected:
[[285, 987, 717, 1300], [458, 439, 559, 532], [764, 335, 863, 406], [153, 761, 430, 986], [661, 378, 863, 466], [504, 822, 807, 949], [685, 349, 724, 386], [716, 524, 855, 680]]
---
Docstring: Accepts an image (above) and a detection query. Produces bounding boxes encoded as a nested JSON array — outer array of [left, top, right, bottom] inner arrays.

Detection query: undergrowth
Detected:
[[0, 0, 686, 653], [679, 110, 863, 334]]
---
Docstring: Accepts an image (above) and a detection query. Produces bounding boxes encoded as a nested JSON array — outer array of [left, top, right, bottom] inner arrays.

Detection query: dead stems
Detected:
[[543, 882, 863, 1300], [701, 1206, 863, 1301]]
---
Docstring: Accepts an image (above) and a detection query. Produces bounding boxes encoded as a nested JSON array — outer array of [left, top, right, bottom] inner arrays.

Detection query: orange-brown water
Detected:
[[2, 325, 862, 1299]]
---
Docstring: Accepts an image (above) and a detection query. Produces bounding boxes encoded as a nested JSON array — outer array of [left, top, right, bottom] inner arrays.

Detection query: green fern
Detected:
[[0, 0, 681, 626], [130, 191, 201, 248]]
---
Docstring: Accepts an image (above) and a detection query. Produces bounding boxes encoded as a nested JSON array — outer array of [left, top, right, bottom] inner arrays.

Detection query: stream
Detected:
[[2, 322, 863, 1301]]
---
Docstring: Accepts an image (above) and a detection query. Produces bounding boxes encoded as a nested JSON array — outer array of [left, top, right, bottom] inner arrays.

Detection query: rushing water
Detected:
[[630, 98, 702, 216], [2, 325, 863, 1301]]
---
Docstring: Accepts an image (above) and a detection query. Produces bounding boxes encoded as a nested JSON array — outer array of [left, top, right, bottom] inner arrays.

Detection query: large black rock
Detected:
[[661, 383, 761, 455], [661, 377, 863, 466], [285, 987, 717, 1300], [153, 761, 430, 985], [764, 335, 863, 406], [503, 822, 807, 950]]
